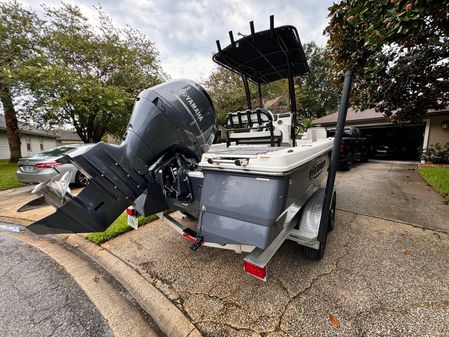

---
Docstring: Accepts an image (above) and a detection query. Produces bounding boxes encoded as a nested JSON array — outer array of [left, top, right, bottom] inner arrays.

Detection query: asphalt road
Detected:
[[0, 233, 113, 337]]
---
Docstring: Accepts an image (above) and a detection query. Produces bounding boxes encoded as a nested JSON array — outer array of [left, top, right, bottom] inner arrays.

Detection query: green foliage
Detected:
[[325, 0, 449, 122], [297, 117, 315, 133], [418, 166, 449, 201], [298, 42, 340, 118], [420, 143, 449, 164], [203, 67, 250, 125], [18, 3, 167, 142], [204, 42, 338, 128], [0, 159, 24, 191], [86, 212, 157, 245], [0, 1, 44, 161], [0, 1, 43, 88]]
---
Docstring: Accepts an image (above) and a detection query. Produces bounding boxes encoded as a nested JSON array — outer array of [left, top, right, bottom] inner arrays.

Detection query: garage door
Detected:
[[359, 124, 425, 161]]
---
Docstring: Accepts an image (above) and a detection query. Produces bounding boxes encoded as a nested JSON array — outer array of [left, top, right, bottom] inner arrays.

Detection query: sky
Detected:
[[21, 0, 335, 82]]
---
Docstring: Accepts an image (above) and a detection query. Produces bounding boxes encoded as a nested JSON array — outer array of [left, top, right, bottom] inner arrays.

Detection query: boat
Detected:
[[22, 16, 353, 280]]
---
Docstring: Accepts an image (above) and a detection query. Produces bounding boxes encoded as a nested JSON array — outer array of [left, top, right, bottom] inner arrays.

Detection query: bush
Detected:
[[420, 143, 449, 164]]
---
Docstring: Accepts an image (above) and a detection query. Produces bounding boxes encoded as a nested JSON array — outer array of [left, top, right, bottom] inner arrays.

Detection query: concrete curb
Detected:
[[66, 234, 202, 337], [8, 232, 159, 337]]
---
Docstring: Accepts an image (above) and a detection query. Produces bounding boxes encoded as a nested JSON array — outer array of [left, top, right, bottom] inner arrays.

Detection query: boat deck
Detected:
[[206, 144, 290, 156]]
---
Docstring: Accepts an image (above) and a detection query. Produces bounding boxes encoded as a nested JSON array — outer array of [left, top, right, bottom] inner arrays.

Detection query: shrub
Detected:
[[420, 143, 449, 164]]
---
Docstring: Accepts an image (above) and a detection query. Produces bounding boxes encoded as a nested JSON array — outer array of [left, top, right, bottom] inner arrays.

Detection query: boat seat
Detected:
[[224, 108, 282, 147]]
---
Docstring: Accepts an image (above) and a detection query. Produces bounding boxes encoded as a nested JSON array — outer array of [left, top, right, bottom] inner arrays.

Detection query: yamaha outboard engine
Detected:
[[28, 79, 216, 234]]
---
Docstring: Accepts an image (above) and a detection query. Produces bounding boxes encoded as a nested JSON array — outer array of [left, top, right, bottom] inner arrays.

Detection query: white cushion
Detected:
[[229, 130, 282, 139]]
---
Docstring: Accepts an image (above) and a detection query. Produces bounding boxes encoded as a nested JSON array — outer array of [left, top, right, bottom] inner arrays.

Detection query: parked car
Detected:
[[373, 144, 403, 159], [327, 127, 369, 170], [16, 144, 94, 186]]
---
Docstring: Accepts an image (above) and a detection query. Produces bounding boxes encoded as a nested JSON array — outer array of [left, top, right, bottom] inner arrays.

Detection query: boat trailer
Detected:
[[22, 16, 353, 282]]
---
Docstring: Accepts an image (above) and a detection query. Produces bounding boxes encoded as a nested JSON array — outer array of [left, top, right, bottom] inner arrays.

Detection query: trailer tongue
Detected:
[[23, 16, 352, 281]]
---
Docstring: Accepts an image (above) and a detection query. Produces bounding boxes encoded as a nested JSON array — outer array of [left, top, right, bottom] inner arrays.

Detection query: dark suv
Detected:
[[327, 127, 369, 170]]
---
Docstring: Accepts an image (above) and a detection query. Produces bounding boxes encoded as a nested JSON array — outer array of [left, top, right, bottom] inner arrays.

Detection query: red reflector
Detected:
[[182, 233, 196, 242], [339, 143, 345, 153], [244, 261, 267, 281], [126, 207, 136, 216], [35, 162, 62, 169]]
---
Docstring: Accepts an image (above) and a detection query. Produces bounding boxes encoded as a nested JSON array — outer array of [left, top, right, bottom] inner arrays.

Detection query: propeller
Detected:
[[17, 171, 73, 213]]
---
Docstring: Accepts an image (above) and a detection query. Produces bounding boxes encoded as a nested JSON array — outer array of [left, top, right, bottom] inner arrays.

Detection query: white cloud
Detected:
[[21, 0, 334, 81]]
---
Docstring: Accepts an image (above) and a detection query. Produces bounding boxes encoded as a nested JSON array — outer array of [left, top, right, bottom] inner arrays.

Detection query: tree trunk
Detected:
[[0, 85, 22, 162]]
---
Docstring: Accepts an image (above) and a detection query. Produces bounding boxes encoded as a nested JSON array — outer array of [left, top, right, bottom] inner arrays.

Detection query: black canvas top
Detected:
[[213, 25, 309, 84]]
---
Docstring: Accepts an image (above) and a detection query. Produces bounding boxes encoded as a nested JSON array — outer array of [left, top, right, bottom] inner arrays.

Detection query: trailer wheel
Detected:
[[328, 191, 336, 232], [303, 238, 326, 260]]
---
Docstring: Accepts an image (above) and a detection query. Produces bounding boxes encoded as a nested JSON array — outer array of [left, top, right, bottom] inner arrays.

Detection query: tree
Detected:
[[203, 67, 250, 125], [298, 42, 339, 118], [0, 1, 42, 161], [325, 0, 449, 122], [21, 4, 167, 143]]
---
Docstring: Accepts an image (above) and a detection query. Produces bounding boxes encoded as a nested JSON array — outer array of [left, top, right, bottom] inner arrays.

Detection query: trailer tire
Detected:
[[303, 238, 326, 260], [328, 191, 336, 232]]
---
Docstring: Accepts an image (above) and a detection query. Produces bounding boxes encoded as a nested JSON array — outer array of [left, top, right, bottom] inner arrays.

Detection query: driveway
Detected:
[[335, 161, 449, 232], [100, 162, 449, 336]]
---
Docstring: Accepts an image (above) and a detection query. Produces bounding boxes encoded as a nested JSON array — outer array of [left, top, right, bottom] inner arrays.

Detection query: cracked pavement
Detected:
[[101, 162, 449, 336], [104, 211, 449, 336], [0, 234, 113, 337]]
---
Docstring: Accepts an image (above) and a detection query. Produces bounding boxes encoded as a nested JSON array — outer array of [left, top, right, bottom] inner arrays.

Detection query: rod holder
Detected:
[[229, 31, 235, 46]]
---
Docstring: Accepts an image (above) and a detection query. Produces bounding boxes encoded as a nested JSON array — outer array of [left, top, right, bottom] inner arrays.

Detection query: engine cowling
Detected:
[[28, 79, 216, 234]]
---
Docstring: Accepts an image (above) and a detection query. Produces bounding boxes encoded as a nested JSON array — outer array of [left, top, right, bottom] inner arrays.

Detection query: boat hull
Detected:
[[199, 150, 330, 249]]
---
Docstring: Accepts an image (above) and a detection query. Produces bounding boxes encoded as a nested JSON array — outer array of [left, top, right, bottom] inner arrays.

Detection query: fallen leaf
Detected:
[[403, 249, 411, 256], [329, 314, 340, 328], [93, 275, 100, 283]]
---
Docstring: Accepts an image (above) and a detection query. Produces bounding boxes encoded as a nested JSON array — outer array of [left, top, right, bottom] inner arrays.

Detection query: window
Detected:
[[26, 143, 31, 151], [40, 143, 44, 151]]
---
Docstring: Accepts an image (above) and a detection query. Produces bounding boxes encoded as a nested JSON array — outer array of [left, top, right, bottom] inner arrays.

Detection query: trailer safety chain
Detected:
[[189, 208, 205, 250]]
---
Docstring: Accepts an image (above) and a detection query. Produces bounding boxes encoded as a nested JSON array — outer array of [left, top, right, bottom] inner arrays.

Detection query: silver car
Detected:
[[16, 144, 94, 186]]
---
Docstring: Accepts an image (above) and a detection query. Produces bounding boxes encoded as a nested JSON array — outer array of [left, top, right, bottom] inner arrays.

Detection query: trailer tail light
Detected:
[[35, 162, 63, 169], [126, 207, 137, 217], [244, 261, 267, 281]]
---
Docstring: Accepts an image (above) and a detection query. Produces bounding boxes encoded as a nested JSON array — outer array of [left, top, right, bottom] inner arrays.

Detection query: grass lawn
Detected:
[[86, 212, 158, 245], [418, 166, 449, 201], [0, 160, 24, 191]]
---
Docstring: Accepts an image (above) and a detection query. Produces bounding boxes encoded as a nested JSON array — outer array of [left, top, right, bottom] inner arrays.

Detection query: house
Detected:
[[312, 108, 449, 161], [0, 115, 83, 159], [55, 130, 83, 145]]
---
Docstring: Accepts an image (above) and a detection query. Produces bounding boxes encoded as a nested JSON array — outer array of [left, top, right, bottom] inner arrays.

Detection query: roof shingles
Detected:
[[312, 108, 389, 126], [0, 115, 81, 141]]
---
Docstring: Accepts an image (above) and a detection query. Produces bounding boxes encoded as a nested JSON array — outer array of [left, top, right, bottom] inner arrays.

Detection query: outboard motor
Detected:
[[28, 79, 216, 234]]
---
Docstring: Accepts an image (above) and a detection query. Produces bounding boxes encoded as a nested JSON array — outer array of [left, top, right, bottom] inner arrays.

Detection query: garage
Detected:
[[313, 108, 449, 163], [359, 124, 425, 161]]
